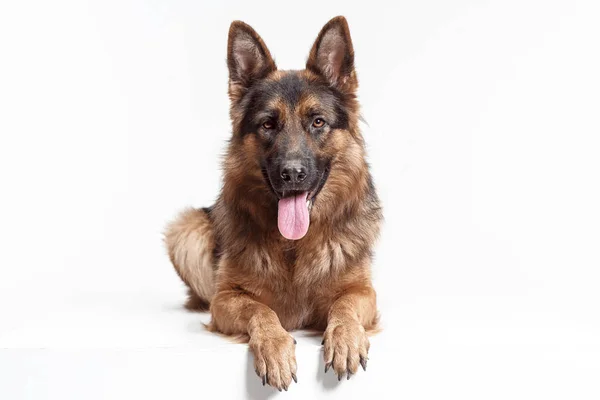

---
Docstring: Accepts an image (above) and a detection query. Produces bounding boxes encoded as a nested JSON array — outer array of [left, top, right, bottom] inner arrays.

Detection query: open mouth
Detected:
[[262, 166, 330, 241], [276, 166, 330, 201]]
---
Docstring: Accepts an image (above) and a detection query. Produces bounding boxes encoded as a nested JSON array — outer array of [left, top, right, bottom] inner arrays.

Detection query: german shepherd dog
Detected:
[[165, 16, 382, 390]]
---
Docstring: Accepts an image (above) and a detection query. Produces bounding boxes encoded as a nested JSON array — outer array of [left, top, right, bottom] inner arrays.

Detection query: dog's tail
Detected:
[[164, 207, 217, 311]]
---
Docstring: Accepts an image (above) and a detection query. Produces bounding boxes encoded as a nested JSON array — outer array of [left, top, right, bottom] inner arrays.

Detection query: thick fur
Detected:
[[165, 208, 216, 311], [164, 16, 382, 390]]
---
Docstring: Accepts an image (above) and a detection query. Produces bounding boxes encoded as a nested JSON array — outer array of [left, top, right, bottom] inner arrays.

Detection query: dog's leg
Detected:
[[164, 208, 216, 310], [322, 284, 377, 380], [210, 289, 297, 391]]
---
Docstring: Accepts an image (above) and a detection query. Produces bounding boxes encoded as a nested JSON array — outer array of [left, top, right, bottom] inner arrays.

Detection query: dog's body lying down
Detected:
[[165, 16, 382, 390]]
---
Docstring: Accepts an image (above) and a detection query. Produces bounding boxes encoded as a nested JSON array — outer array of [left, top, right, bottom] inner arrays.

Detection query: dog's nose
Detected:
[[280, 162, 307, 184]]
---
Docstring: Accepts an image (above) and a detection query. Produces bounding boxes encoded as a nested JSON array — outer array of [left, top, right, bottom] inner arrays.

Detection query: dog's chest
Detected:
[[270, 282, 317, 330], [266, 243, 337, 329], [282, 247, 297, 268]]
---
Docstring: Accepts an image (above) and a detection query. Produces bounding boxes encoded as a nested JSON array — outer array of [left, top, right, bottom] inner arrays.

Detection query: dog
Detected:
[[165, 16, 382, 390]]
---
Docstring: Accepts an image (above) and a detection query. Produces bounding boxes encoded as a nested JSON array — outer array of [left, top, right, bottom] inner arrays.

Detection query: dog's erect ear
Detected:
[[306, 16, 357, 92], [227, 21, 276, 101]]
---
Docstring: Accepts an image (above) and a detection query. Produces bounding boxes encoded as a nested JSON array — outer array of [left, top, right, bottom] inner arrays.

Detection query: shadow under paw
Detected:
[[316, 347, 342, 391], [245, 350, 278, 400]]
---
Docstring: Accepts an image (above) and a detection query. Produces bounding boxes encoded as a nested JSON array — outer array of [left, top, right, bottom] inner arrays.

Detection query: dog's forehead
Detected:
[[249, 71, 337, 111]]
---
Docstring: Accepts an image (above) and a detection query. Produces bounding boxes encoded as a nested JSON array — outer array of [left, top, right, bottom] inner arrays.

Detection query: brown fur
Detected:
[[164, 16, 382, 390]]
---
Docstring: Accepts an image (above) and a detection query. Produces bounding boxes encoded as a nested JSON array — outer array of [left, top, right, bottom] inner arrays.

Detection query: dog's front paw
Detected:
[[322, 321, 370, 380], [250, 328, 297, 391]]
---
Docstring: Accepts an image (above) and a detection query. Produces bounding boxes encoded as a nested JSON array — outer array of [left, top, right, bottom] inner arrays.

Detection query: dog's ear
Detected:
[[306, 16, 357, 93], [227, 21, 276, 102]]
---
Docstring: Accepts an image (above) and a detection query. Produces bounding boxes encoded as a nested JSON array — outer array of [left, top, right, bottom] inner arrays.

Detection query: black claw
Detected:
[[266, 375, 269, 386], [347, 371, 352, 380], [262, 375, 266, 386], [292, 373, 297, 383], [325, 362, 331, 373], [293, 337, 297, 345], [321, 339, 325, 345], [278, 388, 282, 392], [338, 373, 343, 381], [360, 356, 368, 371]]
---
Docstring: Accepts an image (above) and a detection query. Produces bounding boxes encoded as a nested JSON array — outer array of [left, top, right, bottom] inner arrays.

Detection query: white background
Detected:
[[1, 0, 599, 399]]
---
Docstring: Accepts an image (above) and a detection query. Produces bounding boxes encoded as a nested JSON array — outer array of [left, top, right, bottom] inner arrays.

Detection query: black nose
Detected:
[[280, 162, 307, 184]]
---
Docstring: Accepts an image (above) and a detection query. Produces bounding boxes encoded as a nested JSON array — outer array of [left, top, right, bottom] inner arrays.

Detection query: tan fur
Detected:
[[164, 208, 216, 309], [165, 16, 381, 390]]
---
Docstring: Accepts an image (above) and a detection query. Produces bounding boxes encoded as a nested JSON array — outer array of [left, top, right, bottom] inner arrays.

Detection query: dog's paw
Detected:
[[250, 328, 297, 391], [322, 321, 370, 380]]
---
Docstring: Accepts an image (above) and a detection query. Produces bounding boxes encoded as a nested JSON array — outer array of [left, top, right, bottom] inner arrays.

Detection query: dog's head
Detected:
[[225, 17, 367, 240]]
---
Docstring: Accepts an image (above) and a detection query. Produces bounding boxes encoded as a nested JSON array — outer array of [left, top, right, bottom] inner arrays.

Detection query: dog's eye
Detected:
[[262, 121, 275, 130], [312, 118, 326, 128]]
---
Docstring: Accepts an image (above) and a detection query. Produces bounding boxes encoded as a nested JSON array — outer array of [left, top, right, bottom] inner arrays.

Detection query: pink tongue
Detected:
[[277, 192, 310, 240]]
